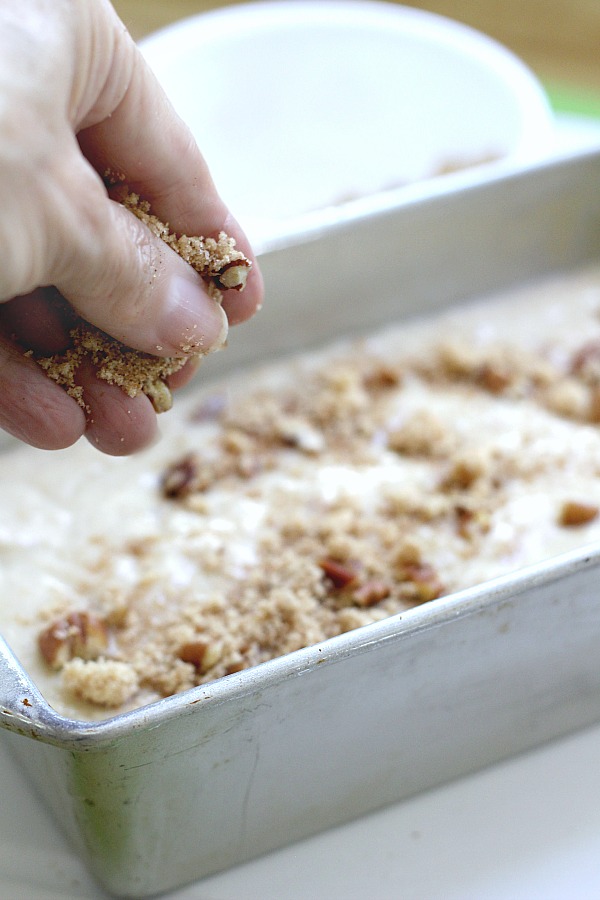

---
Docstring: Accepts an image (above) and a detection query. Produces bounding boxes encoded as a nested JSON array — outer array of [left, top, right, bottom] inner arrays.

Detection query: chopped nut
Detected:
[[214, 260, 251, 292], [38, 612, 109, 670], [144, 379, 173, 414], [441, 451, 488, 491], [177, 640, 210, 667], [319, 557, 362, 589], [352, 579, 391, 607], [276, 416, 324, 453], [454, 504, 491, 539], [398, 563, 445, 603], [225, 661, 245, 675], [362, 363, 402, 391], [558, 500, 599, 527], [33, 194, 252, 410], [178, 640, 223, 673], [476, 362, 512, 394], [162, 453, 199, 499]]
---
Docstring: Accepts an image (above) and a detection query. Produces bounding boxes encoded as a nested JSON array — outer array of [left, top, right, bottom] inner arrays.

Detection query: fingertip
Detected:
[[221, 279, 264, 326], [8, 403, 87, 452], [83, 388, 159, 456], [158, 271, 229, 355], [216, 258, 263, 326], [0, 344, 86, 450], [218, 214, 264, 326], [85, 413, 158, 456], [35, 411, 86, 451], [0, 413, 84, 452], [166, 356, 202, 391]]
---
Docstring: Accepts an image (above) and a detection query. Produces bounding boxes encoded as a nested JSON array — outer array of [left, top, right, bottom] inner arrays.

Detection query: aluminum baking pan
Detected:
[[3, 148, 600, 898]]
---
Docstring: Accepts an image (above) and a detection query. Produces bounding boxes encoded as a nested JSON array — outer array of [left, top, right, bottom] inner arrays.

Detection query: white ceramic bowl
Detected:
[[141, 0, 554, 251]]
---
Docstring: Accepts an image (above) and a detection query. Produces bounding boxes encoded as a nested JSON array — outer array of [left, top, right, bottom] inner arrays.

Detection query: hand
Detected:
[[0, 0, 263, 455]]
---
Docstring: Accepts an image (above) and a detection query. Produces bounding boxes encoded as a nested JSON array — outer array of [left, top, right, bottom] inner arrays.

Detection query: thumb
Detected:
[[49, 157, 229, 358]]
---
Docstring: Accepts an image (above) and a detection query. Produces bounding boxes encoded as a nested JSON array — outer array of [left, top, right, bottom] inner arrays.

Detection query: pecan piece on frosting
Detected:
[[38, 611, 109, 670]]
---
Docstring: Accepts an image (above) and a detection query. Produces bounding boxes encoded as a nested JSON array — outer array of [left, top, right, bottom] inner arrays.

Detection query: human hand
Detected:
[[0, 0, 263, 455]]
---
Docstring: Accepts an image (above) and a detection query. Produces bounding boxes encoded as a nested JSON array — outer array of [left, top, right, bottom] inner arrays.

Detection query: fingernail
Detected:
[[161, 274, 229, 354]]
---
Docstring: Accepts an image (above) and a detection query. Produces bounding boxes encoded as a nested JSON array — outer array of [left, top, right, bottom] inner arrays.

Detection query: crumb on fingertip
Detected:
[[32, 194, 251, 413], [120, 191, 252, 298]]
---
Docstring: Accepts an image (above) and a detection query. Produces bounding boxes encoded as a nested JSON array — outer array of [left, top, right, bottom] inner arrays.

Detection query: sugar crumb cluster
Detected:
[[31, 192, 251, 413]]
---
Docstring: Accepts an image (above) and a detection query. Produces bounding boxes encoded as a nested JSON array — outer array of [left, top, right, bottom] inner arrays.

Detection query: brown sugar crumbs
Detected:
[[31, 192, 251, 413], [31, 278, 600, 713]]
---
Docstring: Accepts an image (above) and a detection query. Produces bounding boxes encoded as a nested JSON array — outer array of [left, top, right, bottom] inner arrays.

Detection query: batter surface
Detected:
[[3, 265, 600, 718]]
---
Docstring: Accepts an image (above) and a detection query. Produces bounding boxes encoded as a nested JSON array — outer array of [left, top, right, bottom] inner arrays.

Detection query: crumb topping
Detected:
[[121, 192, 251, 297], [31, 192, 251, 412], [21, 269, 600, 714], [36, 324, 188, 413], [3, 267, 600, 717]]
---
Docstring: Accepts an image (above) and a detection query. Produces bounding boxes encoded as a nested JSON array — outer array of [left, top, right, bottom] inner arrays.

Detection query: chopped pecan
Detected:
[[454, 504, 491, 539], [177, 640, 223, 674], [476, 362, 512, 394], [398, 562, 445, 604], [214, 259, 251, 292], [276, 416, 324, 454], [558, 500, 599, 527], [352, 579, 391, 607], [225, 660, 245, 676], [441, 452, 487, 491], [319, 557, 362, 590], [38, 612, 109, 670], [362, 363, 402, 391], [145, 379, 173, 414], [161, 453, 199, 498]]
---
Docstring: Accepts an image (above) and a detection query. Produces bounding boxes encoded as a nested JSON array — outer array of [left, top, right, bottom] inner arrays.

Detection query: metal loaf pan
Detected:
[[3, 149, 600, 898]]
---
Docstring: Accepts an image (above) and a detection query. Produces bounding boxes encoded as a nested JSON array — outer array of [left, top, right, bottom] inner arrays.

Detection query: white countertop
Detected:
[[3, 721, 600, 900]]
